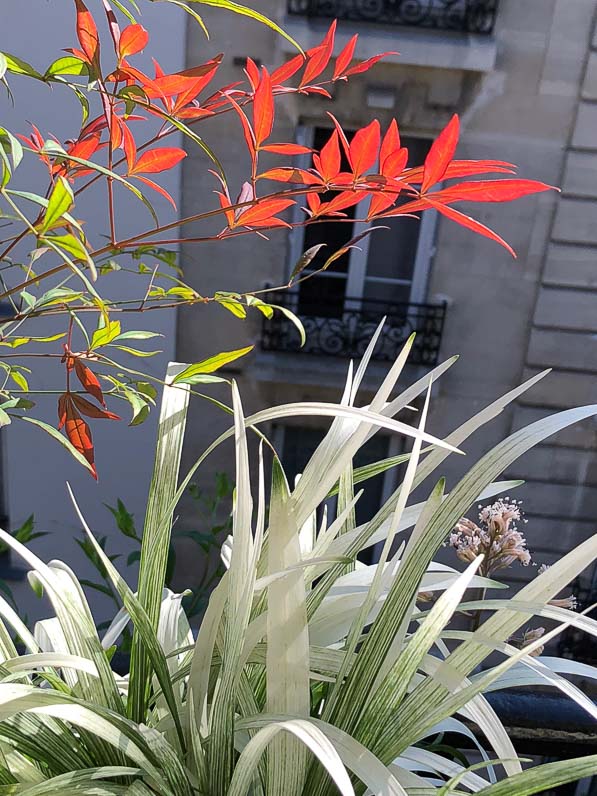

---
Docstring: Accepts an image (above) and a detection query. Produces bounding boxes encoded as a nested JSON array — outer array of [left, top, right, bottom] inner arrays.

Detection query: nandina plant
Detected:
[[0, 0, 553, 478]]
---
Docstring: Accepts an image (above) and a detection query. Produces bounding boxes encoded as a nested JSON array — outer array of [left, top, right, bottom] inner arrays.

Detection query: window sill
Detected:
[[281, 17, 498, 73], [253, 349, 429, 392]]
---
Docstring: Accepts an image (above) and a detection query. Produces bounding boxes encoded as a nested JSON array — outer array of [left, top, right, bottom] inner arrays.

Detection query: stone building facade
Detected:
[[174, 0, 597, 605]]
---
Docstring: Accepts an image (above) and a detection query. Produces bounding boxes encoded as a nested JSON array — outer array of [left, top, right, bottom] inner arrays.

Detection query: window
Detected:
[[291, 127, 438, 318]]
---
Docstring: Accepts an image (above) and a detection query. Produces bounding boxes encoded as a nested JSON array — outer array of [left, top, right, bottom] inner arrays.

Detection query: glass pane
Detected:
[[365, 215, 421, 282], [363, 279, 412, 308], [364, 136, 432, 289], [297, 127, 356, 317], [298, 273, 348, 318]]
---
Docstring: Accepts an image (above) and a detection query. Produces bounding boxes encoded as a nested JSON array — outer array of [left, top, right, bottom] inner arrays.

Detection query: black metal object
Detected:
[[261, 291, 446, 366], [558, 562, 597, 664], [287, 0, 498, 35], [480, 690, 597, 758]]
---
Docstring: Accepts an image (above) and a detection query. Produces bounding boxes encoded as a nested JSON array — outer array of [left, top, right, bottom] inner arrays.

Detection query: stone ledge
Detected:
[[281, 17, 498, 72]]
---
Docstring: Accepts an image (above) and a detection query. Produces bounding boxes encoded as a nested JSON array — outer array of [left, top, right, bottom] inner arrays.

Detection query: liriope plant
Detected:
[[0, 330, 596, 795]]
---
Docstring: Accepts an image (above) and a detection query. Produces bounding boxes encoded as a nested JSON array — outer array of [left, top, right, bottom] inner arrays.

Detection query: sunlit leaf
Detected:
[[173, 346, 253, 384]]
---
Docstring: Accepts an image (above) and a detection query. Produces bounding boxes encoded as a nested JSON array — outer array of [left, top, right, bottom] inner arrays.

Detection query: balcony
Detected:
[[261, 292, 447, 367], [287, 0, 498, 35]]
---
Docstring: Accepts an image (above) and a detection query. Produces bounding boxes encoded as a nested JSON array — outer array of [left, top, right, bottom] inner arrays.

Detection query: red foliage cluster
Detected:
[[59, 349, 120, 479], [17, 1, 554, 476]]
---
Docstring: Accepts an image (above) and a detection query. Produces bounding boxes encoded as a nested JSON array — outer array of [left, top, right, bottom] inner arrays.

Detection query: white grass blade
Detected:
[[209, 381, 256, 794], [266, 457, 310, 795], [228, 719, 355, 796], [130, 363, 190, 725]]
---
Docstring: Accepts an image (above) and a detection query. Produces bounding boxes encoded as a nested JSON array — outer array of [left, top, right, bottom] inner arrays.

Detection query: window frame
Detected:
[[286, 124, 439, 308]]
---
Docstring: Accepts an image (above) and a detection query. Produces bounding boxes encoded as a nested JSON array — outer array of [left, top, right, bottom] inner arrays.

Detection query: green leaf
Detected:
[[246, 294, 274, 318], [0, 127, 23, 187], [91, 320, 121, 350], [112, 331, 162, 342], [109, 345, 161, 358], [10, 369, 29, 392], [173, 346, 253, 384], [185, 0, 302, 52], [0, 53, 6, 81], [20, 416, 94, 475], [106, 499, 139, 541], [34, 287, 85, 308], [44, 56, 88, 79], [2, 52, 44, 80], [271, 303, 306, 346], [44, 232, 89, 263], [215, 296, 247, 318], [0, 408, 11, 428], [40, 177, 74, 233], [136, 382, 157, 401]]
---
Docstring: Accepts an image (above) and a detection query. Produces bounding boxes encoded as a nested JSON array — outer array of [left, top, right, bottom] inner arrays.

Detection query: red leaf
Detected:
[[422, 114, 460, 193], [235, 198, 295, 227], [306, 192, 321, 215], [257, 167, 322, 185], [171, 59, 222, 113], [427, 199, 516, 257], [367, 192, 398, 219], [430, 178, 555, 204], [135, 175, 177, 209], [144, 74, 203, 100], [322, 190, 362, 215], [349, 119, 380, 177], [65, 404, 97, 479], [405, 159, 516, 183], [74, 0, 100, 65], [381, 147, 408, 179], [343, 52, 397, 77], [380, 119, 400, 172], [327, 113, 352, 165], [313, 129, 341, 183], [119, 24, 149, 60], [215, 190, 235, 227], [261, 143, 312, 155], [74, 360, 105, 406], [300, 21, 336, 86], [121, 122, 137, 172], [441, 163, 516, 179], [244, 57, 260, 91], [58, 393, 69, 431], [153, 58, 166, 79], [333, 34, 358, 80], [253, 67, 274, 148], [226, 93, 256, 169], [176, 105, 214, 120], [178, 57, 224, 79], [72, 393, 120, 420], [130, 147, 187, 175], [110, 115, 123, 151], [299, 86, 332, 99], [271, 53, 304, 85]]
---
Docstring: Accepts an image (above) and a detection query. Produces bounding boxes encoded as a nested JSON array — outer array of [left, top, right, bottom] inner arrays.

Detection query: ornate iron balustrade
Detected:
[[261, 292, 446, 366], [287, 0, 498, 34]]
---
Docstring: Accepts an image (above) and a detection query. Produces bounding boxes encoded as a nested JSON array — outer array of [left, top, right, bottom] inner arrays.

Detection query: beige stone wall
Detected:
[[506, 0, 597, 590], [174, 0, 597, 596]]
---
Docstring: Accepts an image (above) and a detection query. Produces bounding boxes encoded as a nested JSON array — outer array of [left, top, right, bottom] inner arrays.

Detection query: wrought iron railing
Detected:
[[261, 292, 446, 366], [287, 0, 498, 34]]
